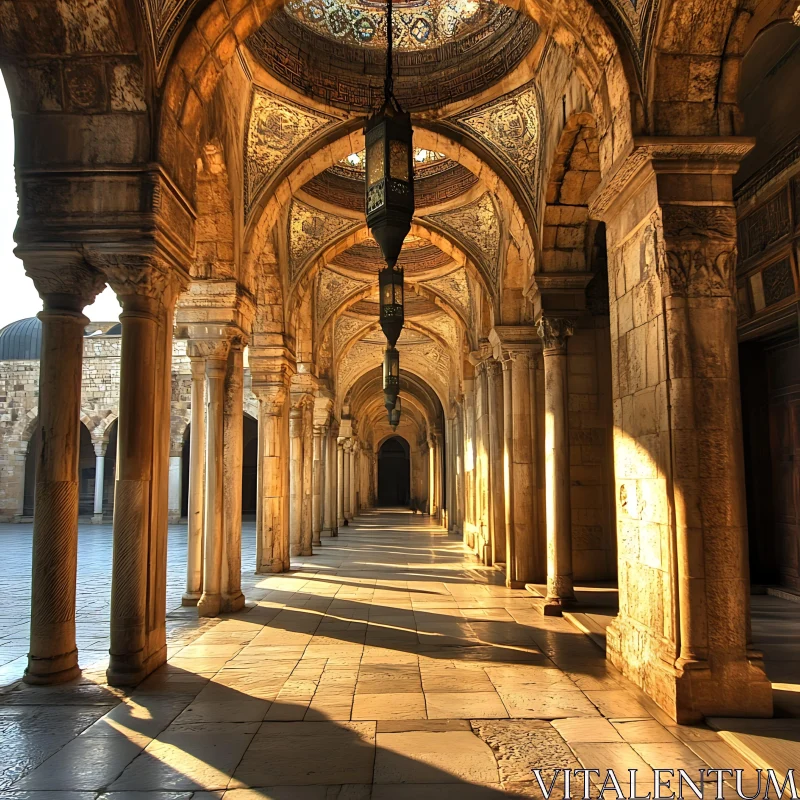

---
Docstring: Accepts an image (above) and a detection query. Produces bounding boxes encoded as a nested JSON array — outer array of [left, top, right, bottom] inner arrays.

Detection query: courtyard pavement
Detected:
[[0, 509, 780, 798]]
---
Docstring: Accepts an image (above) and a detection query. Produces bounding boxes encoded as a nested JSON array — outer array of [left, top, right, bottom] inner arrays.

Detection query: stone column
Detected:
[[93, 442, 107, 524], [289, 403, 304, 557], [588, 137, 772, 721], [337, 438, 346, 527], [428, 440, 436, 516], [198, 343, 229, 618], [222, 340, 246, 613], [491, 327, 542, 589], [22, 256, 104, 685], [301, 404, 314, 554], [349, 443, 358, 518], [167, 450, 182, 523], [486, 360, 505, 565], [183, 353, 205, 605], [500, 359, 517, 588], [462, 376, 476, 546], [104, 259, 181, 686], [472, 357, 491, 559], [434, 430, 444, 524], [312, 424, 324, 545], [538, 318, 575, 615], [321, 425, 334, 537], [254, 378, 291, 573]]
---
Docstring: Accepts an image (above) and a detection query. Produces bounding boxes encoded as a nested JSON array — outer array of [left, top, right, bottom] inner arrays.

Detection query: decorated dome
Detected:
[[284, 0, 494, 50], [0, 317, 42, 361], [247, 0, 538, 112]]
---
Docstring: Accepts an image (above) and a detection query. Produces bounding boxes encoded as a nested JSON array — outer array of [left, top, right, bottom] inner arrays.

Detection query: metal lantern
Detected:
[[379, 263, 404, 346], [364, 0, 414, 273], [389, 396, 402, 430], [383, 345, 400, 404]]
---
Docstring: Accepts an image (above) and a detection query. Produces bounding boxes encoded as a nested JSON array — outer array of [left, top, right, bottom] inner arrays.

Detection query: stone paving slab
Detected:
[[0, 512, 774, 795]]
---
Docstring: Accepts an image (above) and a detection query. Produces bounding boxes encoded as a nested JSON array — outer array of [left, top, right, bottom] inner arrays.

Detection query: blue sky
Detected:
[[0, 74, 121, 330]]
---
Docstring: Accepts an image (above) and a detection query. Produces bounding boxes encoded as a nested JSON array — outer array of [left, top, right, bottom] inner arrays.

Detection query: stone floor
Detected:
[[0, 510, 775, 798]]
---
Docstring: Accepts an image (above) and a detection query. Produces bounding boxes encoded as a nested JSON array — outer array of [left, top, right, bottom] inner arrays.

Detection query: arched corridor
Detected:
[[2, 0, 800, 787]]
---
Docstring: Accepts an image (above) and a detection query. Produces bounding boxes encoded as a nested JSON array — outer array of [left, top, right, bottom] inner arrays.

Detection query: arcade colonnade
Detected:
[[3, 0, 795, 728]]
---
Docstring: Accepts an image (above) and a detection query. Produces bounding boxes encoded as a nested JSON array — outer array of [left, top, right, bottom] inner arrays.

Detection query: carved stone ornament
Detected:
[[334, 314, 372, 356], [658, 206, 738, 297], [588, 138, 756, 221], [317, 269, 369, 328], [423, 193, 500, 281], [537, 317, 574, 351], [452, 82, 542, 197], [245, 88, 339, 217], [20, 252, 106, 308], [86, 250, 185, 299], [288, 199, 359, 282], [186, 338, 231, 361], [253, 383, 288, 415], [421, 268, 471, 320]]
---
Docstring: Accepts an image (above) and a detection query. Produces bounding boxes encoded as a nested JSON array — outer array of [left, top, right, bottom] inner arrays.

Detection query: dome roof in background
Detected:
[[0, 317, 42, 360], [0, 318, 124, 360]]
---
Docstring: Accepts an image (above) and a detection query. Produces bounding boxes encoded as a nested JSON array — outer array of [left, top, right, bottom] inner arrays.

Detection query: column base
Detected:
[[181, 591, 201, 607], [321, 527, 333, 538], [197, 592, 221, 618], [607, 615, 773, 723], [24, 650, 81, 685], [312, 535, 322, 546], [256, 558, 290, 574], [107, 644, 166, 688], [542, 596, 575, 617], [90, 513, 105, 525], [168, 513, 182, 523], [505, 579, 526, 589], [222, 593, 246, 613]]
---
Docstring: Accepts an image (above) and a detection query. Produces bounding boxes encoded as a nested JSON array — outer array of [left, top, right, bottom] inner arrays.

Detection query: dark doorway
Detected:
[[181, 414, 259, 517], [243, 414, 258, 513], [378, 437, 410, 507]]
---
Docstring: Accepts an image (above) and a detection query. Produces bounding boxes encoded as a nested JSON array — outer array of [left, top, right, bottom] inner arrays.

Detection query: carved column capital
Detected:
[[537, 317, 574, 352], [16, 247, 106, 312], [88, 250, 187, 300], [655, 206, 738, 298], [187, 338, 231, 362], [253, 383, 288, 416]]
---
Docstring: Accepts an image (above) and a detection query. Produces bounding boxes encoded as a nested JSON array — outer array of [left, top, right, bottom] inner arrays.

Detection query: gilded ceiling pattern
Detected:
[[422, 193, 500, 281], [316, 268, 369, 328], [421, 268, 471, 321], [245, 88, 338, 217], [289, 200, 360, 281], [452, 82, 541, 199]]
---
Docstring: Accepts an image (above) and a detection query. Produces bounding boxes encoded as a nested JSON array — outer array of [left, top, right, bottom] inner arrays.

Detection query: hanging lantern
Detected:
[[379, 263, 404, 346], [383, 345, 400, 404], [364, 0, 414, 273], [389, 395, 402, 430]]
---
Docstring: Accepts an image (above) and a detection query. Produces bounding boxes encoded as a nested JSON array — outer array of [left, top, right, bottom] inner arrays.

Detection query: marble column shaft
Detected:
[[167, 452, 182, 523], [501, 360, 516, 588], [222, 342, 246, 613], [183, 355, 205, 605], [289, 404, 304, 557], [301, 405, 313, 555], [107, 280, 176, 686], [312, 424, 324, 545], [337, 438, 345, 527], [25, 274, 99, 685], [255, 382, 290, 573], [93, 442, 107, 521], [538, 319, 575, 615], [486, 361, 506, 565], [198, 347, 228, 618]]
